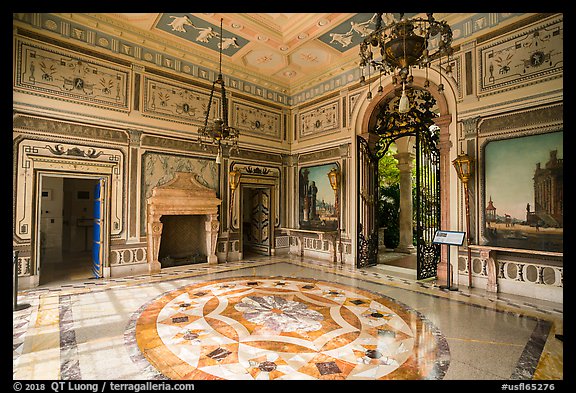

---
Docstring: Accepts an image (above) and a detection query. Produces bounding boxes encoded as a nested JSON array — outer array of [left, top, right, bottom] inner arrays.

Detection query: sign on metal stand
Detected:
[[13, 251, 31, 311], [433, 230, 465, 291]]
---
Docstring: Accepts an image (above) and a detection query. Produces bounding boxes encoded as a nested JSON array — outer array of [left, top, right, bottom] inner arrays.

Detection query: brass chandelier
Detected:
[[359, 13, 454, 112], [198, 18, 240, 164]]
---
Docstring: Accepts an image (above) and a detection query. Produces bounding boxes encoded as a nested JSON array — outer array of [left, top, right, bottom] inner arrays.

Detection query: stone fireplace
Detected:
[[146, 172, 221, 273]]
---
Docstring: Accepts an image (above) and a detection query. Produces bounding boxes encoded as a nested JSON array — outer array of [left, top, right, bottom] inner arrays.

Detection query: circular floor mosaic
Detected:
[[130, 276, 449, 380]]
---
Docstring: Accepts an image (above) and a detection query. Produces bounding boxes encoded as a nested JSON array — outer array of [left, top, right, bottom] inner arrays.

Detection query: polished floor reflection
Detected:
[[133, 276, 447, 380], [13, 255, 563, 382]]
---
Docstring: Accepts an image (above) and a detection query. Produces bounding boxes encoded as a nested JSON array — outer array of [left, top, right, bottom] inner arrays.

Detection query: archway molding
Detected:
[[350, 67, 460, 282]]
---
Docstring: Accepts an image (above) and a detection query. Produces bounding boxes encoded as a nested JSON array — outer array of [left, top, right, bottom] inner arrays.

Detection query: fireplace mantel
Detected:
[[146, 172, 221, 272]]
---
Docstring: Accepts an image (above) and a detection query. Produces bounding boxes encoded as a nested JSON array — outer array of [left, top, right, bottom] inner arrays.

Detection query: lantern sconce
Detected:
[[327, 167, 342, 263], [452, 153, 474, 288], [226, 169, 242, 262]]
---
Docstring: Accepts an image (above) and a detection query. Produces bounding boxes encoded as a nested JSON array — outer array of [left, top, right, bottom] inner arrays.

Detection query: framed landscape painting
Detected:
[[482, 131, 563, 252], [299, 162, 340, 231]]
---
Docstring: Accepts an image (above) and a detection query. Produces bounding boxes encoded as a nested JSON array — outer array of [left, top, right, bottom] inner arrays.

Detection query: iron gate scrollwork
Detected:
[[371, 88, 441, 280], [414, 127, 441, 280], [357, 135, 378, 268]]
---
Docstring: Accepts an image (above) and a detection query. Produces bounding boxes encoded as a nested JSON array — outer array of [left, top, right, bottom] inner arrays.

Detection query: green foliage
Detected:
[[378, 147, 399, 187], [377, 144, 418, 249], [378, 183, 400, 249], [374, 90, 440, 250]]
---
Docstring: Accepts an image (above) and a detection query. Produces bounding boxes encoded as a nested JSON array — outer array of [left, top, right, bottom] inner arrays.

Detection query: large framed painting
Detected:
[[299, 162, 340, 231], [482, 131, 563, 252]]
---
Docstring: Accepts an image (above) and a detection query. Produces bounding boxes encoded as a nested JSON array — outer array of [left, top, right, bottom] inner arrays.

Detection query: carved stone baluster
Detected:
[[480, 249, 498, 293], [147, 215, 163, 273], [206, 214, 220, 264]]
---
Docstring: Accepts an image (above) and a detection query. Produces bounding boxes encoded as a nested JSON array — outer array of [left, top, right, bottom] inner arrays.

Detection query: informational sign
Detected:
[[432, 230, 465, 246]]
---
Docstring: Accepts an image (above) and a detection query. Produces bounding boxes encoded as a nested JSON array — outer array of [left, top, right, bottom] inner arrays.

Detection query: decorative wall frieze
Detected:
[[13, 113, 129, 144], [232, 163, 280, 178], [477, 15, 562, 96], [298, 147, 341, 163], [14, 37, 130, 111], [15, 13, 559, 108], [235, 149, 283, 163], [298, 99, 340, 140], [232, 101, 282, 141], [140, 135, 207, 154], [478, 103, 563, 136], [244, 166, 271, 175], [141, 76, 216, 127]]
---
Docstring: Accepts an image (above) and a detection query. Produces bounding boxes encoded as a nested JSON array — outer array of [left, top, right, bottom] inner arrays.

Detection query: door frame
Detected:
[[33, 169, 112, 282], [239, 184, 274, 256], [369, 126, 441, 279]]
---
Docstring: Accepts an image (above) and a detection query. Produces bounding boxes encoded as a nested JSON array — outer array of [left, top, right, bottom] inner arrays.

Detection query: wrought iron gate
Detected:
[[356, 135, 378, 268], [414, 129, 441, 279], [370, 89, 441, 279], [374, 128, 441, 279]]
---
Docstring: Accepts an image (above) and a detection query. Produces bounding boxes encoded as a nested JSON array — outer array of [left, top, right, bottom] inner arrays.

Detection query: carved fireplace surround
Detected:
[[146, 172, 221, 273]]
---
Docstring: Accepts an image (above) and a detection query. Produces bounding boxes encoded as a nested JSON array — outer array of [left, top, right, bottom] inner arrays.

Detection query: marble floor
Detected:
[[13, 254, 564, 384]]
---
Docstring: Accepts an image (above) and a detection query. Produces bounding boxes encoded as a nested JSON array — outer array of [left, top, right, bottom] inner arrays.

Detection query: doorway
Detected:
[[241, 186, 272, 257], [38, 176, 100, 285], [365, 88, 442, 280]]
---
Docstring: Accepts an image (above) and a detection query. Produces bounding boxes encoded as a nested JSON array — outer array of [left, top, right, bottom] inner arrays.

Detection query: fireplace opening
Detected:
[[158, 215, 207, 267], [146, 171, 221, 272]]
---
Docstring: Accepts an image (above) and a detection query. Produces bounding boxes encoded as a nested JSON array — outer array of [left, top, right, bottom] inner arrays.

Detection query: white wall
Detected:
[[40, 177, 63, 263]]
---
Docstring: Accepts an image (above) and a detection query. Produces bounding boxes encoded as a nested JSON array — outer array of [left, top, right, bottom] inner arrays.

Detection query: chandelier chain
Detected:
[[198, 17, 240, 164]]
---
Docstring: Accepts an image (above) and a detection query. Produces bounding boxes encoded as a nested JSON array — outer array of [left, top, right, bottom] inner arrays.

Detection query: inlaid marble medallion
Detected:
[[132, 277, 449, 380]]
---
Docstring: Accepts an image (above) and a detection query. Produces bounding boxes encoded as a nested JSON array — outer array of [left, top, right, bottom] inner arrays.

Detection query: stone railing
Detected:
[[461, 245, 562, 302], [281, 228, 340, 263], [110, 246, 148, 265]]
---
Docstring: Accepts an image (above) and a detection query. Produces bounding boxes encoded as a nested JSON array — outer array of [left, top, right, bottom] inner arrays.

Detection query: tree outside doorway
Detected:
[[377, 143, 417, 250]]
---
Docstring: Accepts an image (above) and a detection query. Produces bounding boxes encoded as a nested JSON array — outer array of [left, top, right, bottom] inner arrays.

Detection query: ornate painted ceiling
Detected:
[[21, 12, 528, 102], [81, 13, 525, 90]]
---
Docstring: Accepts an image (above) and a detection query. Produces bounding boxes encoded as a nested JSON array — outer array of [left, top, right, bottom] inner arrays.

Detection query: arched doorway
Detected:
[[369, 88, 441, 280], [355, 74, 455, 281]]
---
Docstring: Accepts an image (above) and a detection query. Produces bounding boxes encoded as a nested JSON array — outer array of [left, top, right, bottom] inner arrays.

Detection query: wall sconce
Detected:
[[226, 169, 242, 262], [229, 169, 242, 193], [453, 153, 473, 183], [452, 153, 474, 287], [327, 167, 342, 263]]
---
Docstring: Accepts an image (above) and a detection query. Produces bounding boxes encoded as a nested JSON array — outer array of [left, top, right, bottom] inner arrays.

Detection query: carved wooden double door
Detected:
[[243, 187, 271, 255]]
